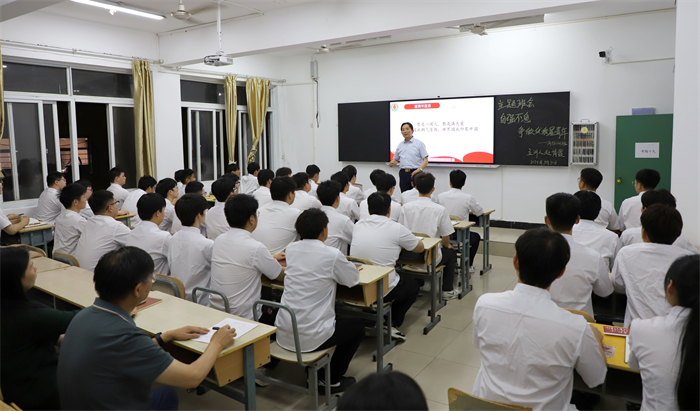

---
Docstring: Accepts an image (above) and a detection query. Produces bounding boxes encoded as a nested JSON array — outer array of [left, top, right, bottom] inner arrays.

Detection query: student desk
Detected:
[[32, 266, 274, 411], [396, 237, 443, 335], [115, 213, 135, 228], [452, 220, 475, 298], [18, 224, 54, 254], [476, 209, 495, 275], [33, 257, 70, 273]]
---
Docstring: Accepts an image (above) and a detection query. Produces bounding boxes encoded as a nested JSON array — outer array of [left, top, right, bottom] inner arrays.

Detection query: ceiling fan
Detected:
[[169, 0, 206, 24]]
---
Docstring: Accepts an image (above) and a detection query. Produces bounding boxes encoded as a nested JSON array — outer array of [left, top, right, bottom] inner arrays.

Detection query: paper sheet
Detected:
[[191, 318, 259, 344]]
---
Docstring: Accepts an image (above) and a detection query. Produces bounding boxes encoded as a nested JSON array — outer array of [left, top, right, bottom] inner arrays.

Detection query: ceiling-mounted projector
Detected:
[[204, 55, 233, 66]]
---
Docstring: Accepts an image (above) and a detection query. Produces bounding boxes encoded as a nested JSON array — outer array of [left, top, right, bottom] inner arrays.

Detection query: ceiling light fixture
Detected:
[[71, 0, 166, 20]]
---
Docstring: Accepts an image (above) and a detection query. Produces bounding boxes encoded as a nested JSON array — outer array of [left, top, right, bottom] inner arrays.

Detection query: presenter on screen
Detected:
[[389, 122, 429, 192]]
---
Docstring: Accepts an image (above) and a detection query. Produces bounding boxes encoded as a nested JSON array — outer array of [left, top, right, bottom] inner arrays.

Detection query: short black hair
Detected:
[[178, 168, 195, 183], [642, 189, 676, 209], [59, 183, 87, 209], [579, 168, 603, 189], [136, 193, 166, 221], [94, 247, 154, 302], [449, 170, 467, 189], [270, 177, 296, 201], [376, 173, 396, 193], [137, 175, 157, 191], [257, 169, 274, 187], [75, 179, 92, 190], [295, 208, 328, 240], [414, 172, 435, 195], [276, 167, 292, 178], [224, 194, 258, 228], [368, 192, 391, 216], [411, 171, 424, 185], [641, 204, 682, 245], [369, 169, 386, 186], [108, 167, 125, 183], [245, 162, 258, 174], [185, 181, 204, 194], [401, 122, 414, 131], [635, 169, 661, 190], [337, 371, 428, 411], [330, 171, 349, 190], [174, 169, 183, 182], [155, 178, 177, 199], [317, 181, 341, 207], [174, 194, 209, 227], [211, 178, 236, 202], [342, 165, 357, 180], [47, 171, 65, 187], [306, 164, 320, 177], [546, 192, 581, 231], [292, 172, 310, 190], [228, 163, 241, 173], [88, 190, 114, 214], [516, 227, 571, 289], [220, 172, 240, 186], [573, 190, 602, 221]]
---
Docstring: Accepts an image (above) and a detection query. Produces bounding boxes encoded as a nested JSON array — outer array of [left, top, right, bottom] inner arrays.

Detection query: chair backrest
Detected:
[[52, 252, 79, 267], [153, 274, 186, 299], [563, 307, 595, 323], [345, 256, 373, 266], [412, 232, 430, 238], [18, 245, 46, 257], [448, 388, 531, 411], [254, 299, 307, 367], [449, 215, 461, 222], [192, 287, 230, 313]]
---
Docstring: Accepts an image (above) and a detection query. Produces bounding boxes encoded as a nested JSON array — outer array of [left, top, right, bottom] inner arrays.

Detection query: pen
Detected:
[[212, 327, 220, 330]]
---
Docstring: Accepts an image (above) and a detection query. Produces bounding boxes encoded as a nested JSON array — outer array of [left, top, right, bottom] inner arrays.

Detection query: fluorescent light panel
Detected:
[[71, 0, 166, 20]]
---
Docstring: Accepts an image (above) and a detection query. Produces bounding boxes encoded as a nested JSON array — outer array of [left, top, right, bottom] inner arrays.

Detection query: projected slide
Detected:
[[389, 97, 495, 164]]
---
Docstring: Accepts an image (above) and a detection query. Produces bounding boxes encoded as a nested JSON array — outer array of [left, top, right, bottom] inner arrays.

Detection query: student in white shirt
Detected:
[[0, 180, 30, 236], [121, 176, 157, 228], [252, 177, 301, 254], [438, 170, 482, 272], [54, 184, 88, 255], [401, 172, 439, 205], [226, 163, 241, 177], [275, 167, 292, 178], [210, 194, 285, 320], [472, 227, 607, 411], [342, 165, 365, 205], [291, 172, 322, 211], [174, 169, 196, 200], [619, 168, 660, 231], [545, 193, 614, 316], [253, 169, 274, 207], [75, 180, 95, 219], [330, 171, 360, 221], [154, 178, 178, 233], [572, 190, 621, 270], [126, 193, 172, 276], [35, 171, 66, 224], [171, 181, 208, 237], [106, 167, 130, 211], [620, 190, 698, 254], [611, 204, 695, 327], [73, 190, 131, 272], [364, 169, 402, 205], [305, 164, 321, 199], [628, 254, 699, 411], [168, 194, 215, 304], [359, 173, 401, 222], [205, 178, 236, 240], [317, 181, 354, 253], [239, 162, 260, 195], [352, 192, 424, 341], [275, 209, 364, 393], [577, 168, 621, 231]]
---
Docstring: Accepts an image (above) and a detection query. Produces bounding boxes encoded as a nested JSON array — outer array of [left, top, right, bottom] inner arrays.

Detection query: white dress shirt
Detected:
[[126, 221, 172, 276], [275, 240, 360, 352], [0, 208, 11, 231], [158, 201, 175, 233], [620, 227, 698, 254], [629, 306, 690, 411], [320, 206, 354, 253], [73, 215, 131, 272], [291, 190, 322, 211], [205, 201, 230, 240], [54, 210, 87, 255], [107, 183, 129, 211], [252, 186, 272, 207], [170, 214, 207, 237], [594, 197, 622, 231], [209, 228, 282, 319], [337, 192, 360, 221], [437, 188, 483, 220], [401, 188, 439, 205], [176, 182, 185, 199], [239, 175, 260, 195], [80, 204, 94, 219], [168, 226, 214, 304], [359, 197, 401, 222], [618, 192, 645, 231], [611, 242, 694, 327], [35, 188, 63, 224], [121, 188, 146, 227], [472, 284, 607, 411], [572, 219, 621, 270], [251, 201, 301, 254], [351, 215, 419, 291], [549, 234, 614, 316], [308, 180, 318, 199], [400, 197, 454, 262], [346, 184, 365, 205]]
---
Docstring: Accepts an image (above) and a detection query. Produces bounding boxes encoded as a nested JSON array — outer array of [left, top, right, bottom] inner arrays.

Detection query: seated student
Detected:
[[240, 162, 260, 195], [572, 190, 621, 270], [0, 247, 80, 411], [317, 181, 354, 253], [210, 194, 286, 320], [168, 194, 215, 303], [363, 168, 385, 198], [401, 172, 439, 205], [276, 167, 292, 178], [171, 180, 208, 236], [253, 169, 274, 207], [205, 177, 236, 240], [276, 209, 364, 393], [54, 184, 88, 256], [175, 168, 195, 199], [73, 190, 131, 272], [620, 189, 698, 254], [338, 371, 429, 411], [252, 177, 301, 254], [291, 172, 323, 211], [57, 247, 237, 410], [342, 165, 366, 205], [155, 178, 179, 233], [0, 180, 30, 236], [619, 168, 660, 231], [359, 173, 402, 222], [438, 170, 482, 272], [472, 227, 607, 411], [306, 164, 321, 198], [578, 168, 621, 231], [226, 162, 241, 177], [126, 193, 172, 276], [545, 193, 613, 316], [352, 192, 423, 341], [330, 171, 360, 221], [121, 175, 157, 228], [399, 173, 459, 300], [107, 167, 130, 210], [35, 171, 66, 224], [75, 179, 95, 219], [611, 204, 695, 327]]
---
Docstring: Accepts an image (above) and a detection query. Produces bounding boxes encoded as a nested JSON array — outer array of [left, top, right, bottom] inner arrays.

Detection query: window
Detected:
[[181, 80, 225, 105], [3, 62, 68, 94], [72, 69, 133, 98]]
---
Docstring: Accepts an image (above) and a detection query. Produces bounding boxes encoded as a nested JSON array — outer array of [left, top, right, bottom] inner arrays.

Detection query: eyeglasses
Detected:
[[109, 201, 118, 207]]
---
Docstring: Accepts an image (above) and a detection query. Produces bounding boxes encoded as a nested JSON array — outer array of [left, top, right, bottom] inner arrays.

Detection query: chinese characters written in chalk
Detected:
[[500, 112, 531, 124], [498, 98, 535, 110], [527, 148, 566, 159], [538, 140, 568, 146], [518, 126, 569, 139], [530, 159, 559, 166]]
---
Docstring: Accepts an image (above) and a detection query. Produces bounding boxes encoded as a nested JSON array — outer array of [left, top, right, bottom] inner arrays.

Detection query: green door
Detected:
[[614, 114, 673, 211]]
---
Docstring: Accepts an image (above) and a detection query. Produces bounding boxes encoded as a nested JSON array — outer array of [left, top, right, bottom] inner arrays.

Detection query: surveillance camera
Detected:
[[599, 51, 607, 58]]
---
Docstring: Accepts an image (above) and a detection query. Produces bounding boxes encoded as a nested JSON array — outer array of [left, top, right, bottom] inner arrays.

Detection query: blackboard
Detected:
[[338, 101, 390, 162], [493, 92, 570, 166]]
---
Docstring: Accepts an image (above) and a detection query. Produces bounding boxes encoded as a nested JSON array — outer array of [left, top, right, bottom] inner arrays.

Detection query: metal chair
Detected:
[[153, 274, 186, 299], [448, 387, 532, 411], [192, 287, 230, 312], [52, 252, 79, 267]]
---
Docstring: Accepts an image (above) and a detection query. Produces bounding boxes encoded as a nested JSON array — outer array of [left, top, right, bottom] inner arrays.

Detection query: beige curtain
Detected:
[[0, 44, 5, 179], [224, 75, 237, 165], [132, 60, 156, 178], [246, 78, 270, 164]]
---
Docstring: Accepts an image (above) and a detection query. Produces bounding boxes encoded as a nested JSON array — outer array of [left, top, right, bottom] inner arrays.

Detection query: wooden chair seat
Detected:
[[563, 307, 596, 323], [402, 264, 446, 273], [448, 388, 531, 411], [270, 341, 336, 364]]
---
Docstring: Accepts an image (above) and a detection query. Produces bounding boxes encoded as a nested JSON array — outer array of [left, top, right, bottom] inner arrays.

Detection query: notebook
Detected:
[[191, 318, 259, 344]]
